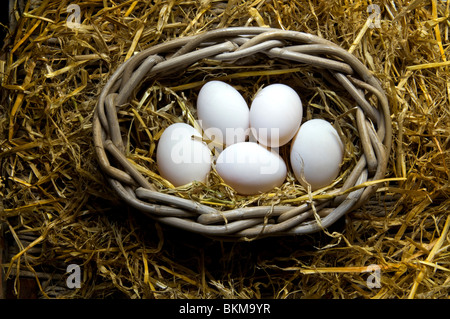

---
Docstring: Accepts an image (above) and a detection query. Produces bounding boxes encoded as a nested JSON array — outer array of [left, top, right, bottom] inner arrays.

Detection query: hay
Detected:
[[0, 0, 449, 299]]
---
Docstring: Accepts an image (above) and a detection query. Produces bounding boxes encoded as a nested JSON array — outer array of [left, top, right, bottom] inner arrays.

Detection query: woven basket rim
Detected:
[[92, 27, 392, 241]]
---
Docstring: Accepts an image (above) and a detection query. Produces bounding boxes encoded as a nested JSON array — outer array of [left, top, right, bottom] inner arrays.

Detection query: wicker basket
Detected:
[[92, 27, 391, 241]]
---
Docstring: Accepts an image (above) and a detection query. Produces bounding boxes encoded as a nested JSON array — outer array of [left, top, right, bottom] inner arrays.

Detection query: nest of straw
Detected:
[[1, 0, 449, 299]]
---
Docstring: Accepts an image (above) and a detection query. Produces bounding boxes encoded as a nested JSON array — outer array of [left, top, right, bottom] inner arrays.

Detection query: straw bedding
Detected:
[[1, 0, 449, 299]]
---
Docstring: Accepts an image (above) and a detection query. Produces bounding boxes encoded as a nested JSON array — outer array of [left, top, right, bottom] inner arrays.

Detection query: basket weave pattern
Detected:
[[93, 27, 392, 240]]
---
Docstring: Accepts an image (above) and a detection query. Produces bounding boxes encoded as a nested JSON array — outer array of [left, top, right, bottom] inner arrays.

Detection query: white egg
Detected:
[[215, 142, 287, 195], [250, 83, 303, 147], [290, 119, 344, 190], [196, 81, 250, 147], [156, 123, 212, 187]]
